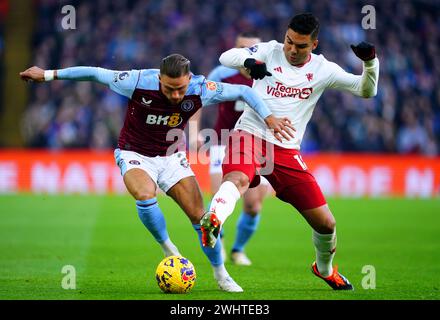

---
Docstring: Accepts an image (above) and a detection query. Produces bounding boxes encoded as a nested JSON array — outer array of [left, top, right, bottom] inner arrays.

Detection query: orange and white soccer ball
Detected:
[[155, 255, 196, 294]]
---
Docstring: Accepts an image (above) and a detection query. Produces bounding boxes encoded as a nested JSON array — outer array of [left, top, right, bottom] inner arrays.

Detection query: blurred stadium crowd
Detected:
[[21, 0, 439, 155]]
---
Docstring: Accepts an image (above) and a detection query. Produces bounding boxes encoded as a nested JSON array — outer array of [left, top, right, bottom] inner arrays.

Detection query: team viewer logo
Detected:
[[266, 82, 313, 99]]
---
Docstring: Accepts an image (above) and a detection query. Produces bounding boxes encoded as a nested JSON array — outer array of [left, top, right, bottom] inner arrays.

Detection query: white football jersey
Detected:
[[219, 40, 380, 149]]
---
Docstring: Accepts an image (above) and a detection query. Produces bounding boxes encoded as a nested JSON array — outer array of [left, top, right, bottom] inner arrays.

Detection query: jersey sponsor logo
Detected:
[[128, 160, 140, 165], [206, 81, 217, 91], [145, 113, 183, 127], [247, 45, 258, 53], [266, 81, 313, 99], [273, 66, 283, 73], [306, 73, 313, 82], [181, 99, 194, 112]]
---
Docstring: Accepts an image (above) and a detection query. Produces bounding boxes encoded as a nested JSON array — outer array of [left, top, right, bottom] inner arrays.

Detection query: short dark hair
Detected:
[[160, 54, 191, 78], [288, 13, 320, 40]]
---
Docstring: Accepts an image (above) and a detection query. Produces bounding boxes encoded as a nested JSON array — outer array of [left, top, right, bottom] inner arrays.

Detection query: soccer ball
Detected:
[[155, 255, 196, 294]]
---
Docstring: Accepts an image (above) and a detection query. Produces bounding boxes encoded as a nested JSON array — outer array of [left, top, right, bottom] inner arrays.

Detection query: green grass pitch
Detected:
[[0, 194, 439, 300]]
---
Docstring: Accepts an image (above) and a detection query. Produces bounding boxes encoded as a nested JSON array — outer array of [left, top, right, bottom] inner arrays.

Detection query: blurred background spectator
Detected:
[[0, 0, 7, 115], [19, 0, 440, 155]]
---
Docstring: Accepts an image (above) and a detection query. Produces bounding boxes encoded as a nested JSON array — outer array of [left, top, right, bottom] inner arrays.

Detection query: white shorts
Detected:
[[209, 145, 269, 185], [114, 149, 195, 193]]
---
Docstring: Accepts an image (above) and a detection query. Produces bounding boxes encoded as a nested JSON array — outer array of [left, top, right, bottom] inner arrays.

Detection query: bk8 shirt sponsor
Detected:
[[145, 113, 183, 127]]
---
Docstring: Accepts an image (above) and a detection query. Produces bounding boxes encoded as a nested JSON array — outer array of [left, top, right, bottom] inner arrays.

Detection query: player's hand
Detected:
[[244, 58, 272, 80], [350, 41, 376, 61], [264, 115, 296, 143], [19, 66, 46, 82]]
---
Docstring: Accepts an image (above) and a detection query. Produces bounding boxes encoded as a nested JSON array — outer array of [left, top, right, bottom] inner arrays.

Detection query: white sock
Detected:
[[209, 181, 241, 224], [312, 230, 336, 277], [160, 238, 180, 257], [213, 264, 229, 280]]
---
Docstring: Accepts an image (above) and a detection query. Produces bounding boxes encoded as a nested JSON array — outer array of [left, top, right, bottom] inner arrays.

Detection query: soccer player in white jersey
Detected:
[[200, 13, 379, 290], [19, 54, 294, 292]]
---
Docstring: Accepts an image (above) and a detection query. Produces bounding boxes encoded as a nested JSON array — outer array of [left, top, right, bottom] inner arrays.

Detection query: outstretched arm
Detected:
[[327, 42, 379, 98], [20, 66, 115, 84], [20, 66, 139, 98]]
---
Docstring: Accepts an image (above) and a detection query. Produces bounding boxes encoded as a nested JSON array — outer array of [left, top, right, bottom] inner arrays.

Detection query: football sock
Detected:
[[212, 263, 230, 281], [209, 181, 241, 224], [160, 238, 181, 257], [312, 229, 337, 277], [232, 211, 260, 252], [192, 224, 224, 267], [136, 198, 175, 255]]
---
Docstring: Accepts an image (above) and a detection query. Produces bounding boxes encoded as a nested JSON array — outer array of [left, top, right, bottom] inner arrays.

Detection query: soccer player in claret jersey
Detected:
[[19, 54, 294, 292], [206, 33, 271, 266], [201, 13, 379, 290]]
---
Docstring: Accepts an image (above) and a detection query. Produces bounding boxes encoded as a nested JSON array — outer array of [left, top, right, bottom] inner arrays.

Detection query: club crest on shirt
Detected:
[[306, 73, 313, 82], [181, 99, 194, 112]]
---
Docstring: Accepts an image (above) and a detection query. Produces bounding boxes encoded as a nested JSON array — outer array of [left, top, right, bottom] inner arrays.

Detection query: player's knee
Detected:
[[132, 189, 156, 201], [318, 216, 336, 234], [223, 172, 250, 192]]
